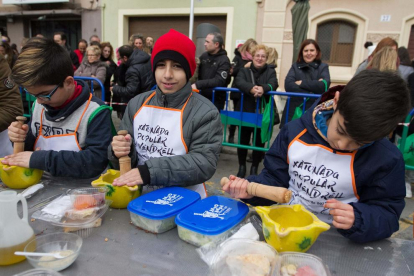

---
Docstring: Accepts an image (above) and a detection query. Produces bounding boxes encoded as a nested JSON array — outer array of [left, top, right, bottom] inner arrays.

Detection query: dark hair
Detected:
[[297, 39, 322, 62], [337, 69, 410, 143], [54, 32, 67, 42], [100, 42, 114, 60], [398, 46, 411, 66], [78, 39, 88, 46], [118, 45, 133, 59], [11, 37, 73, 87], [208, 32, 224, 48], [364, 41, 373, 49]]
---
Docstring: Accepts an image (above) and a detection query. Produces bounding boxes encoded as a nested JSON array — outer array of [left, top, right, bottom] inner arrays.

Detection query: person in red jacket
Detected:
[[74, 39, 87, 65]]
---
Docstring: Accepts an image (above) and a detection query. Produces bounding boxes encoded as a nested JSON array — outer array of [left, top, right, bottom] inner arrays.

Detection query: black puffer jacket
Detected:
[[280, 60, 330, 128], [234, 63, 278, 113], [230, 48, 251, 100], [112, 49, 155, 104], [100, 57, 117, 102], [196, 48, 230, 103]]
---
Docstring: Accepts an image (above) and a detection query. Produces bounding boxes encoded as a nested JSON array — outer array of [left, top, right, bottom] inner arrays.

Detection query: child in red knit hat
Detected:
[[109, 29, 223, 198]]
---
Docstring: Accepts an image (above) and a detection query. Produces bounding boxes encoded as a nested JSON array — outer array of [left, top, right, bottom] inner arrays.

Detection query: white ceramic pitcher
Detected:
[[0, 190, 35, 265]]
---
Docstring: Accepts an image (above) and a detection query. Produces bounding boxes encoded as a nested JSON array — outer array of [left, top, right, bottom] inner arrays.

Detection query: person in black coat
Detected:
[[100, 42, 118, 102], [228, 38, 257, 143], [111, 45, 155, 119], [192, 32, 230, 110], [281, 39, 330, 128], [234, 44, 278, 177]]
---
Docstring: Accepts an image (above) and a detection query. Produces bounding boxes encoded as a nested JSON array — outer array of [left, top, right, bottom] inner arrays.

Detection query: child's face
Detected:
[[325, 91, 371, 151], [26, 77, 74, 108], [155, 59, 187, 94], [326, 111, 364, 151]]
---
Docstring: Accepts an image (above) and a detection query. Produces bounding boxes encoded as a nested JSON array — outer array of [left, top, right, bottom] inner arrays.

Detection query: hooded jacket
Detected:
[[245, 90, 405, 243], [112, 49, 155, 104], [108, 82, 223, 187], [196, 48, 230, 103], [25, 80, 112, 178]]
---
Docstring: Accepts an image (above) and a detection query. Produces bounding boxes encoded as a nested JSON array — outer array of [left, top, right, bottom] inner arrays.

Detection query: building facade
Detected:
[[0, 0, 102, 50]]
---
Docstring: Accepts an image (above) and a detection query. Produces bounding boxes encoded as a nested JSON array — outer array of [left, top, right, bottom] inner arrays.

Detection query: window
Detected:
[[316, 20, 357, 67]]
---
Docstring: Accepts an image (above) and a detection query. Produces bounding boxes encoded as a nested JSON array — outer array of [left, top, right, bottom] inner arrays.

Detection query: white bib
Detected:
[[34, 94, 92, 152], [133, 92, 207, 199], [285, 129, 359, 223], [0, 129, 13, 158]]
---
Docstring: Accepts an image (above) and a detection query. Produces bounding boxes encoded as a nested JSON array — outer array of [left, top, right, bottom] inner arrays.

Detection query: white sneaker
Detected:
[[406, 182, 413, 198]]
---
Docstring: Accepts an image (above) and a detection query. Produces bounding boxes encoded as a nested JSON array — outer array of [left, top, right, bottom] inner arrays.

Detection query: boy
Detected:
[[223, 70, 410, 243], [109, 29, 222, 198], [2, 37, 112, 178]]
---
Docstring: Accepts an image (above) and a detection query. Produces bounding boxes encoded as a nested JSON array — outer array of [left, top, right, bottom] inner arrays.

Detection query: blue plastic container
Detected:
[[175, 196, 249, 246], [127, 187, 200, 233]]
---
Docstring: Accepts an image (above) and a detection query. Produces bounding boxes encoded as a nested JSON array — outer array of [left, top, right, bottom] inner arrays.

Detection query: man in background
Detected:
[[192, 32, 230, 110]]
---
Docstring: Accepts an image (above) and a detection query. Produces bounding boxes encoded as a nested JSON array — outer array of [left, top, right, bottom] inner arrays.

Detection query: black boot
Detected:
[[237, 165, 246, 178], [250, 165, 258, 176]]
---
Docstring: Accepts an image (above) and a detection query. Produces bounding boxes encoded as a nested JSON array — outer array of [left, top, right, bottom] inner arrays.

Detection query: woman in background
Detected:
[[281, 39, 330, 127], [234, 44, 278, 177], [228, 38, 257, 143], [75, 45, 107, 99], [100, 42, 117, 102]]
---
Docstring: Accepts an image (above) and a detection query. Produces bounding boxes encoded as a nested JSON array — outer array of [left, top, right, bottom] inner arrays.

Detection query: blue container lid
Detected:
[[127, 187, 200, 220], [175, 196, 249, 236]]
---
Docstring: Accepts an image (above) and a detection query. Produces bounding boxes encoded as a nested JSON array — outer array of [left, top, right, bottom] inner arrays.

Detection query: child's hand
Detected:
[[8, 122, 29, 142], [1, 151, 33, 168], [324, 199, 355, 230], [222, 175, 253, 199], [112, 134, 132, 159], [112, 168, 143, 186]]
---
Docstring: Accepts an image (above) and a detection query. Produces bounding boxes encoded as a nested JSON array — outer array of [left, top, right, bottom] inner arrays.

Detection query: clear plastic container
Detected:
[[130, 212, 177, 233], [68, 187, 107, 210], [211, 239, 278, 276], [278, 252, 331, 276], [175, 196, 249, 247], [127, 187, 201, 233], [32, 192, 112, 238], [24, 233, 82, 272]]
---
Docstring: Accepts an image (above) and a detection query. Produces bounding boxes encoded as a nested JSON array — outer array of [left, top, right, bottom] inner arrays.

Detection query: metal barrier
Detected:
[[74, 76, 106, 102], [212, 87, 320, 152], [398, 108, 414, 170]]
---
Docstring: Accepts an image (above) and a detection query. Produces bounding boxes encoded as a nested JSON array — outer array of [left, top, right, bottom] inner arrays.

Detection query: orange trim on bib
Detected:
[[288, 128, 358, 200], [287, 128, 307, 164], [75, 93, 92, 132], [34, 94, 92, 152], [349, 151, 359, 200], [180, 94, 192, 153], [134, 92, 156, 120]]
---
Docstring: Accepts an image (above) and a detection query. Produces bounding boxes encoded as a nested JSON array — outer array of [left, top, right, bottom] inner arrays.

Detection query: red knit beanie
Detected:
[[151, 29, 196, 81]]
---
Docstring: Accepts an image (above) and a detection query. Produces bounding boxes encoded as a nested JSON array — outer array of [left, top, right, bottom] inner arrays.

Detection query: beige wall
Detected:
[[257, 0, 414, 89]]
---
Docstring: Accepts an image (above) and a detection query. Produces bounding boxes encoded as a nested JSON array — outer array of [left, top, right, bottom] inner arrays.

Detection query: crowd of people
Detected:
[[0, 30, 413, 244]]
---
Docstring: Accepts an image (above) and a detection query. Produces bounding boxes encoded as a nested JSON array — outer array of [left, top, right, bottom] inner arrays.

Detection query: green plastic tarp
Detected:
[[291, 0, 310, 63]]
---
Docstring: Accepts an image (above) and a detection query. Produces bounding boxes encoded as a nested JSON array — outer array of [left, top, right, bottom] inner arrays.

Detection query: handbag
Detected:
[[291, 79, 328, 121], [261, 96, 277, 143]]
